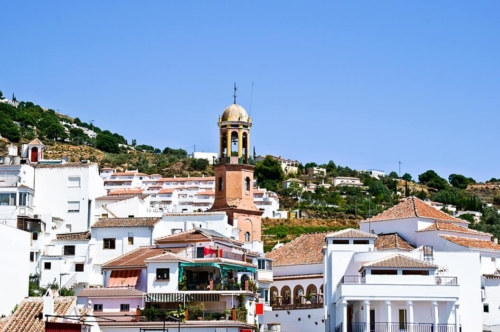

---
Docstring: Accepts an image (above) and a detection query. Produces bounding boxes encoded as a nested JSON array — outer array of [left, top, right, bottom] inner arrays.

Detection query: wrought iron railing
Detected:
[[271, 302, 323, 310], [341, 275, 366, 284], [434, 276, 458, 285], [335, 323, 460, 332]]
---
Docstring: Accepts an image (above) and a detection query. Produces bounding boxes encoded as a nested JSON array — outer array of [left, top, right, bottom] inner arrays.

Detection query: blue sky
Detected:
[[1, 1, 499, 181]]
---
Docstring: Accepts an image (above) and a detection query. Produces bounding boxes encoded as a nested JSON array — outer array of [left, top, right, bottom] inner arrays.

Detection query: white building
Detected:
[[332, 176, 363, 187], [282, 178, 304, 190], [0, 224, 30, 316], [364, 169, 385, 179], [308, 167, 327, 177], [190, 151, 219, 164]]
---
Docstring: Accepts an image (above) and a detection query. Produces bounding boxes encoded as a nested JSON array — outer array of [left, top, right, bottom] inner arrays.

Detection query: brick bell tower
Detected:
[[209, 84, 263, 243]]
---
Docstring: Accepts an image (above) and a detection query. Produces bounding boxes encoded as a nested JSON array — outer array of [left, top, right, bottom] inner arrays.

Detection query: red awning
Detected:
[[107, 270, 140, 288]]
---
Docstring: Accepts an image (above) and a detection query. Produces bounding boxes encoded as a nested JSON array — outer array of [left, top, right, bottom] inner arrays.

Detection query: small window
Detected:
[[30, 252, 34, 262], [32, 232, 38, 241], [156, 268, 170, 280], [218, 177, 224, 192], [491, 257, 496, 262], [484, 304, 489, 313], [68, 201, 80, 213], [245, 177, 251, 191], [128, 232, 134, 245], [353, 240, 369, 245], [371, 270, 398, 275], [103, 238, 116, 249], [64, 245, 75, 256], [93, 304, 103, 311], [44, 262, 51, 270], [75, 264, 84, 272], [66, 224, 72, 232], [245, 232, 251, 242], [332, 240, 349, 244], [402, 270, 429, 275], [120, 304, 130, 311], [68, 176, 81, 188]]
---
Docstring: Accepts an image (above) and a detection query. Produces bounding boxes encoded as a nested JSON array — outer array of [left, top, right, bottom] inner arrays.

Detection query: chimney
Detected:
[[43, 289, 54, 320]]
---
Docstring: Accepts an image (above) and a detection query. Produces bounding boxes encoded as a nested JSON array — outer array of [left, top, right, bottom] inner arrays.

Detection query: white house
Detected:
[[0, 223, 30, 316], [308, 167, 327, 177], [332, 177, 363, 187], [190, 151, 219, 164], [256, 155, 300, 175]]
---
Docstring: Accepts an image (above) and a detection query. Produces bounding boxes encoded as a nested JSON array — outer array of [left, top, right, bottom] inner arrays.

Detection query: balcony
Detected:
[[334, 276, 459, 303], [334, 322, 461, 332]]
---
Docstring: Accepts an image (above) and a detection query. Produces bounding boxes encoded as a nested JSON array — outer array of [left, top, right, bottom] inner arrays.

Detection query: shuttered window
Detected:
[[68, 201, 80, 213], [68, 176, 81, 188]]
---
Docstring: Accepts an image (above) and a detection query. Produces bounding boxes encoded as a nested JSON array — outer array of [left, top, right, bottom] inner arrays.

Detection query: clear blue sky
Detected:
[[1, 1, 499, 181]]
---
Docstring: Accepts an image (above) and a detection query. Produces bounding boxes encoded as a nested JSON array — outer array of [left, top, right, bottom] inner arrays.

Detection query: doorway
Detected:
[[370, 309, 375, 332]]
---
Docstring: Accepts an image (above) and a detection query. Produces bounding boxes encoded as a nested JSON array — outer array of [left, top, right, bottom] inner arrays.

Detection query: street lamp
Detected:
[[59, 273, 69, 289]]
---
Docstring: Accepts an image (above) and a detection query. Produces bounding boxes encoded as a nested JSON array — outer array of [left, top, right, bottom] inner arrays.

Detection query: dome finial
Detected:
[[233, 82, 238, 104]]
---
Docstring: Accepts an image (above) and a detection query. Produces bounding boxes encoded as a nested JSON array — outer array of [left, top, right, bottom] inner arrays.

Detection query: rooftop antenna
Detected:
[[233, 83, 238, 104], [249, 82, 254, 115]]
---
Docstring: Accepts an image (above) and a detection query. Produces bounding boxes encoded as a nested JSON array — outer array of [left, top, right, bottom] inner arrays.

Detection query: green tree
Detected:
[[418, 170, 448, 191], [0, 90, 4, 100], [304, 162, 318, 169], [255, 156, 285, 184], [131, 139, 137, 147], [448, 174, 475, 190], [0, 116, 21, 142], [418, 170, 440, 184], [162, 147, 188, 160], [402, 173, 412, 181], [458, 214, 475, 223], [190, 158, 209, 171], [39, 112, 67, 140], [325, 160, 337, 173], [388, 171, 399, 179], [96, 133, 120, 153]]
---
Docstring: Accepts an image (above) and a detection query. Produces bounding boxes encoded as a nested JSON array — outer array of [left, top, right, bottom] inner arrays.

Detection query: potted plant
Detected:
[[305, 293, 313, 304]]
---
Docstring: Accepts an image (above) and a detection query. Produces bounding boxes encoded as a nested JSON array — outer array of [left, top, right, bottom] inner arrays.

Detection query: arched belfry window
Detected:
[[245, 232, 251, 242], [218, 177, 224, 192], [245, 177, 251, 191]]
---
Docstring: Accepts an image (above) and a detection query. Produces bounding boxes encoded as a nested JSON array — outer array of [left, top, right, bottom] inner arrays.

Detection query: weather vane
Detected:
[[233, 83, 238, 104]]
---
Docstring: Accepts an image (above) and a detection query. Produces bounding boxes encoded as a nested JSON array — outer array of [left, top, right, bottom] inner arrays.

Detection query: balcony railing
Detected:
[[338, 275, 458, 287], [271, 302, 323, 310], [341, 275, 366, 284], [435, 276, 458, 285], [334, 323, 461, 332]]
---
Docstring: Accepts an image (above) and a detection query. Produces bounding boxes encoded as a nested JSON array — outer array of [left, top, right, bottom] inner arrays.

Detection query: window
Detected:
[[120, 304, 130, 311], [257, 259, 272, 270], [32, 232, 38, 241], [245, 177, 251, 191], [103, 238, 116, 249], [75, 264, 84, 272], [402, 270, 430, 275], [399, 309, 407, 329], [30, 252, 34, 262], [371, 270, 398, 275], [332, 240, 349, 244], [484, 304, 489, 313], [156, 268, 170, 280], [492, 257, 496, 263], [44, 262, 51, 270], [68, 176, 81, 188], [245, 232, 251, 242], [66, 224, 72, 232], [68, 201, 80, 213], [353, 240, 369, 245], [19, 192, 33, 207], [0, 193, 16, 206], [218, 177, 224, 192], [93, 304, 103, 311], [128, 232, 134, 245], [63, 245, 75, 256]]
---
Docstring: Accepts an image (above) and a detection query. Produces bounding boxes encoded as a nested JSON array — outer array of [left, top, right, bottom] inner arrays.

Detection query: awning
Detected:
[[221, 263, 256, 273], [146, 293, 220, 303], [107, 270, 140, 288]]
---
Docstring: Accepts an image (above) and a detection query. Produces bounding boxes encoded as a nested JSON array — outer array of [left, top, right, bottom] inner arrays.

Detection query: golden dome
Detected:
[[221, 104, 249, 122]]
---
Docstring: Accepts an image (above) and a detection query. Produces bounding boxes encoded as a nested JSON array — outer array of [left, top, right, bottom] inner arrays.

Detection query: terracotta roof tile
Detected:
[[108, 188, 144, 195], [92, 217, 160, 228], [417, 221, 492, 236], [375, 233, 415, 251], [3, 296, 76, 332], [154, 228, 229, 244], [440, 235, 500, 252], [158, 188, 176, 194], [102, 246, 186, 268], [55, 231, 91, 242], [195, 190, 215, 196], [363, 254, 437, 269], [364, 197, 467, 223], [96, 194, 148, 201], [146, 251, 193, 262], [78, 288, 145, 297], [29, 138, 44, 145], [159, 177, 215, 182], [111, 172, 137, 176], [265, 232, 327, 266], [326, 228, 377, 238]]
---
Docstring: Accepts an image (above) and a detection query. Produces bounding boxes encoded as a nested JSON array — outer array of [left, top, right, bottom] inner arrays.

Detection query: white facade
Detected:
[[0, 224, 30, 316], [34, 162, 106, 232], [333, 177, 362, 187], [190, 152, 218, 164], [0, 164, 35, 227]]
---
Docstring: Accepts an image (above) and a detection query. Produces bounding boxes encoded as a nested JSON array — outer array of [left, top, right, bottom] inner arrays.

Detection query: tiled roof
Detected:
[[78, 288, 145, 297], [265, 232, 327, 266], [3, 296, 76, 332], [92, 217, 160, 228], [29, 138, 44, 145], [111, 172, 137, 176], [158, 177, 215, 182], [363, 254, 438, 269], [364, 197, 467, 223], [154, 228, 230, 244], [55, 231, 91, 241], [95, 194, 149, 201], [34, 162, 95, 169], [440, 235, 500, 252], [158, 188, 175, 194], [195, 190, 215, 196], [273, 273, 324, 281], [102, 246, 186, 268], [108, 188, 144, 195], [375, 233, 415, 251], [147, 251, 193, 262], [483, 274, 500, 279], [417, 221, 492, 236], [326, 228, 377, 238]]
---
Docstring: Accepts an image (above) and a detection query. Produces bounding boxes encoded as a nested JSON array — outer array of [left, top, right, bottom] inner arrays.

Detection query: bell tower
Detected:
[[209, 85, 263, 243]]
